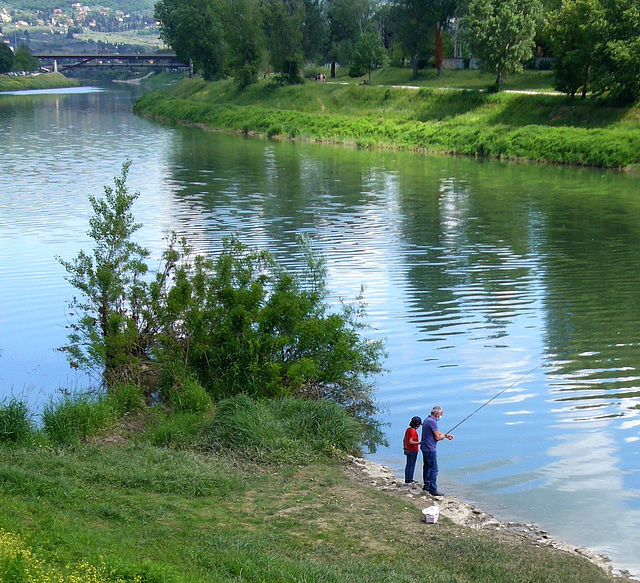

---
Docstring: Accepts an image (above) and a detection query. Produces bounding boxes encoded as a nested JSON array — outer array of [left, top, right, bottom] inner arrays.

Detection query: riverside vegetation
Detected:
[[0, 72, 78, 92], [0, 393, 631, 583], [133, 69, 640, 169], [0, 114, 634, 583]]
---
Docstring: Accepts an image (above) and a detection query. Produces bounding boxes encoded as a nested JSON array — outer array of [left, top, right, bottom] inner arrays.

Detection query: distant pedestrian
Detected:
[[421, 406, 454, 496], [403, 416, 422, 483]]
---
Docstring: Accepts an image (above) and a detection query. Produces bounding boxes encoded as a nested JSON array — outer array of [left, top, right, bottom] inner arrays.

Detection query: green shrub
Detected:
[[235, 64, 258, 89], [0, 398, 34, 445], [107, 383, 147, 416], [59, 170, 386, 451], [165, 377, 213, 414], [207, 394, 362, 463], [303, 66, 321, 79], [42, 393, 115, 446]]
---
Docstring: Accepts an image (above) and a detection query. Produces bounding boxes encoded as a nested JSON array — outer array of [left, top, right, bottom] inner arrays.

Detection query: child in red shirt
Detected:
[[403, 416, 422, 483]]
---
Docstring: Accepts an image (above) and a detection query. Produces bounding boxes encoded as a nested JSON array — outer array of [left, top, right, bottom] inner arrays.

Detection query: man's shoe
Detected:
[[429, 490, 445, 497]]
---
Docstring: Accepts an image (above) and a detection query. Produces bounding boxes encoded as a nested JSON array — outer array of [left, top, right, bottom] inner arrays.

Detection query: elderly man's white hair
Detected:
[[431, 405, 443, 415]]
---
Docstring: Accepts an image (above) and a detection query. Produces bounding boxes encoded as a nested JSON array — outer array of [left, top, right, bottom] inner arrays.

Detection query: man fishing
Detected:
[[419, 365, 540, 497], [421, 405, 454, 497]]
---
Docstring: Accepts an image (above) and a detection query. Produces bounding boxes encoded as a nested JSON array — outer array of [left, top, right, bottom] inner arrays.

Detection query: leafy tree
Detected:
[[0, 42, 13, 74], [546, 0, 603, 98], [58, 160, 152, 387], [301, 0, 328, 65], [60, 163, 388, 450], [591, 0, 640, 104], [461, 0, 543, 88], [262, 0, 305, 84], [326, 0, 378, 77], [547, 0, 640, 103], [222, 0, 264, 86], [154, 0, 226, 80], [390, 0, 458, 77], [349, 31, 388, 81], [12, 44, 39, 72]]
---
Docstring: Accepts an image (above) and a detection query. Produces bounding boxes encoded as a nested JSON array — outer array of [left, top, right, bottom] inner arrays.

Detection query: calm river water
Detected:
[[1, 86, 640, 577]]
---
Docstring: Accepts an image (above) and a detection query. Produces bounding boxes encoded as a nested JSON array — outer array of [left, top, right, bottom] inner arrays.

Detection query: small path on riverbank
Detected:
[[325, 79, 562, 95], [113, 72, 154, 85]]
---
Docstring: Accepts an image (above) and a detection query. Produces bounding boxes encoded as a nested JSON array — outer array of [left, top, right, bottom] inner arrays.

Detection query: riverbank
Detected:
[[133, 75, 640, 169], [0, 439, 635, 583], [0, 72, 78, 92], [345, 456, 636, 581]]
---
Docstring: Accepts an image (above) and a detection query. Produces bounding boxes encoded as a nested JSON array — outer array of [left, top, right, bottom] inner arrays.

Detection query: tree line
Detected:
[[0, 43, 40, 73], [154, 0, 640, 103]]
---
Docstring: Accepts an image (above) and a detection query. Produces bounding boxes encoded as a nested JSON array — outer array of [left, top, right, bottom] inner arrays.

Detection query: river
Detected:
[[1, 85, 639, 578]]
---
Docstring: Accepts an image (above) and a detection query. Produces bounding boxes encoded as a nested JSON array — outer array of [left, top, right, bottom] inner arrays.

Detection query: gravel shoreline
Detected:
[[343, 456, 636, 581]]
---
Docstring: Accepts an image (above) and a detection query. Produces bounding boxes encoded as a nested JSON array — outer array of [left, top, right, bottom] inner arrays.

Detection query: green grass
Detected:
[[133, 71, 640, 168], [0, 392, 627, 582], [365, 67, 557, 92], [0, 72, 78, 92], [0, 442, 623, 583], [134, 76, 640, 168]]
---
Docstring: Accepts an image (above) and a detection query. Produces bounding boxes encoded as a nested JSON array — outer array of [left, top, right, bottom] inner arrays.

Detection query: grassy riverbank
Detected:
[[0, 72, 78, 92], [0, 391, 630, 583], [133, 72, 640, 168], [0, 443, 626, 583]]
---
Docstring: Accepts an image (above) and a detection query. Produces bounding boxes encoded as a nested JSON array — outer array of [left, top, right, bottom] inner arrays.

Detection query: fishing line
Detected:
[[445, 363, 542, 435]]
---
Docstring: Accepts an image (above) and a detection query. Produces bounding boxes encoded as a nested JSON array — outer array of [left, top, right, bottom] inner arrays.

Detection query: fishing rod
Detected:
[[445, 363, 542, 435]]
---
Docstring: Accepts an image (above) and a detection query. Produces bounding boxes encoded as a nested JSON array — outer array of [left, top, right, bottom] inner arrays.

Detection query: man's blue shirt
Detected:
[[421, 415, 438, 452]]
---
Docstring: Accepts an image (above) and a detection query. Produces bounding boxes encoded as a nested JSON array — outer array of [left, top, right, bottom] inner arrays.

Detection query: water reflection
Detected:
[[1, 88, 640, 577]]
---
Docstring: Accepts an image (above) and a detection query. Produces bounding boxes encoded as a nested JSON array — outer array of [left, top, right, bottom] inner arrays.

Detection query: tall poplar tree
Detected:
[[262, 0, 305, 84], [0, 42, 13, 74]]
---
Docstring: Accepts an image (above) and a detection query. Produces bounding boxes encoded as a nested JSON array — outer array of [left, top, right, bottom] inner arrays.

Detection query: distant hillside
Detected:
[[1, 0, 155, 13]]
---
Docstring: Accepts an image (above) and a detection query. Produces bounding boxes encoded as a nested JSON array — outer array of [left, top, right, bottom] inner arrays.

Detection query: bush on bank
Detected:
[[133, 77, 640, 168], [54, 163, 386, 452]]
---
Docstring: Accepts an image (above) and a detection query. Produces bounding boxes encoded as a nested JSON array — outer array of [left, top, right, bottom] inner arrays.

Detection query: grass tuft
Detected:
[[0, 398, 35, 446], [42, 392, 115, 446], [206, 394, 362, 463]]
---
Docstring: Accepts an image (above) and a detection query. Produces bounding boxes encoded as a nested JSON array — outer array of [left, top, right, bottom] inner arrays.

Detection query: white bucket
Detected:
[[422, 505, 440, 524]]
